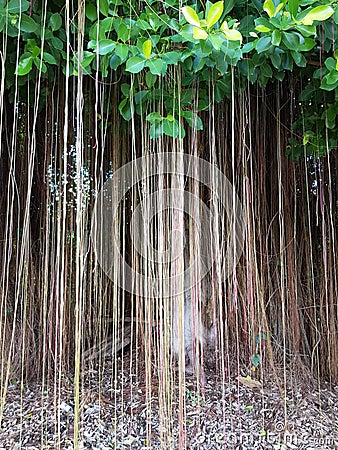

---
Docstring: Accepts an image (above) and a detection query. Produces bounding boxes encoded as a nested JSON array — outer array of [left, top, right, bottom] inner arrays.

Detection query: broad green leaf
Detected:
[[99, 0, 109, 17], [97, 39, 115, 55], [109, 54, 121, 70], [182, 6, 201, 27], [288, 0, 299, 17], [282, 31, 302, 50], [223, 29, 242, 42], [33, 57, 47, 73], [145, 71, 156, 88], [19, 14, 38, 33], [85, 4, 97, 22], [163, 118, 184, 138], [15, 56, 32, 75], [193, 27, 208, 39], [270, 52, 281, 68], [271, 29, 281, 46], [43, 52, 58, 65], [146, 58, 163, 75], [150, 123, 164, 138], [206, 1, 224, 28], [324, 57, 336, 72], [115, 44, 129, 61], [162, 51, 179, 64], [299, 5, 334, 25], [256, 36, 271, 53], [118, 98, 133, 121], [295, 24, 316, 36], [7, 0, 29, 13], [291, 50, 306, 66], [49, 13, 62, 31], [126, 56, 145, 73], [209, 33, 225, 50], [50, 36, 63, 50], [181, 110, 203, 130], [223, 0, 235, 15], [263, 0, 274, 18], [117, 22, 129, 42], [134, 90, 148, 105], [142, 39, 152, 59], [146, 112, 163, 124], [298, 37, 315, 51]]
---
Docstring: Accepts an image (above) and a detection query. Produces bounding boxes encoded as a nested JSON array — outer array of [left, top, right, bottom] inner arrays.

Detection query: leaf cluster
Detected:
[[1, 0, 337, 158]]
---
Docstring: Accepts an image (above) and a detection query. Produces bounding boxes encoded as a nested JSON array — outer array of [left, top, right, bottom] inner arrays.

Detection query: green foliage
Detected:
[[2, 0, 338, 156]]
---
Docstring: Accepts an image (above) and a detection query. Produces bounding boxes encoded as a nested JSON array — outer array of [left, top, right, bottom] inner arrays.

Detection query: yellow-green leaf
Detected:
[[220, 20, 229, 31], [193, 27, 208, 39], [142, 39, 152, 59], [182, 6, 201, 27], [263, 0, 275, 18], [206, 1, 224, 28], [274, 3, 284, 16], [300, 5, 334, 25], [223, 28, 242, 42], [255, 25, 271, 32]]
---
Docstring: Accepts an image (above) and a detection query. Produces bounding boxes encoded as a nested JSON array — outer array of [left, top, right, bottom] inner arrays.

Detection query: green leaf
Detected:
[[15, 56, 33, 75], [163, 118, 185, 138], [289, 0, 299, 17], [109, 54, 121, 70], [117, 22, 129, 42], [206, 1, 224, 28], [298, 37, 315, 51], [252, 354, 261, 367], [162, 51, 179, 65], [299, 5, 334, 25], [85, 4, 98, 22], [146, 58, 163, 75], [19, 14, 38, 33], [150, 123, 164, 138], [43, 52, 58, 65], [115, 44, 129, 61], [146, 71, 157, 88], [291, 51, 306, 67], [182, 6, 201, 27], [99, 0, 109, 17], [50, 36, 63, 50], [271, 29, 281, 46], [146, 112, 163, 124], [33, 57, 47, 73], [7, 0, 30, 13], [142, 39, 152, 59], [126, 56, 145, 73], [118, 98, 133, 121], [96, 39, 115, 55], [256, 36, 271, 53], [193, 27, 208, 39], [222, 0, 235, 15], [263, 0, 274, 18], [209, 33, 225, 50], [270, 52, 281, 68], [282, 32, 302, 50], [223, 29, 242, 42], [49, 13, 62, 31], [181, 110, 203, 130]]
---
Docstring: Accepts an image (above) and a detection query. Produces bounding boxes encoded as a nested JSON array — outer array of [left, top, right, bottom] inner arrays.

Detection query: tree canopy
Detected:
[[1, 0, 337, 159]]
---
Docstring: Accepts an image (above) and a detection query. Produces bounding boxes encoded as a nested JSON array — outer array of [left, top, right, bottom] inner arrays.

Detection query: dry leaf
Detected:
[[237, 375, 262, 389]]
